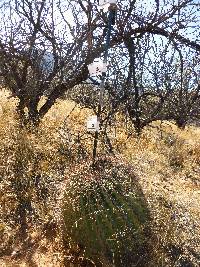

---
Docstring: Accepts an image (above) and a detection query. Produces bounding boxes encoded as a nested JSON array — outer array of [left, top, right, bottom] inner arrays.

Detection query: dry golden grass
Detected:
[[121, 122, 200, 266], [0, 89, 199, 266]]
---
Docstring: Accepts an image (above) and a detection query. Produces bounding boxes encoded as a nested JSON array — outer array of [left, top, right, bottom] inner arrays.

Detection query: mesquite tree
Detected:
[[0, 0, 199, 127]]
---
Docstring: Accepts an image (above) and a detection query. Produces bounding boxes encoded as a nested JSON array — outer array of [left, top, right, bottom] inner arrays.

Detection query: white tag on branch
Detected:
[[98, 0, 117, 12], [87, 116, 100, 132], [88, 59, 107, 77]]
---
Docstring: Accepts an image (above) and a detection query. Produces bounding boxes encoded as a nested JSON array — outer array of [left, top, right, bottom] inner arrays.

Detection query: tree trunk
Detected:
[[16, 97, 40, 129], [16, 98, 28, 127], [134, 114, 142, 135], [175, 117, 187, 129], [28, 100, 40, 127]]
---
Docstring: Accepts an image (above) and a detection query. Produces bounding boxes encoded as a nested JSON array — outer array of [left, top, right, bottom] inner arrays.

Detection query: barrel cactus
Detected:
[[63, 157, 152, 266]]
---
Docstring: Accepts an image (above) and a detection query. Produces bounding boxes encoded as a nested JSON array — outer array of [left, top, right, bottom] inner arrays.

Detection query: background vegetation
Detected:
[[0, 88, 199, 266], [0, 0, 199, 266]]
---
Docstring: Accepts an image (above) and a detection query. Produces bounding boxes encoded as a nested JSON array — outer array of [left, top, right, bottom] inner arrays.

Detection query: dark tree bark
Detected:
[[0, 0, 199, 128]]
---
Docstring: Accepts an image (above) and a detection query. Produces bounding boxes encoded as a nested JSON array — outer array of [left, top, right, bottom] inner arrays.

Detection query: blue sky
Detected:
[[0, 0, 199, 78]]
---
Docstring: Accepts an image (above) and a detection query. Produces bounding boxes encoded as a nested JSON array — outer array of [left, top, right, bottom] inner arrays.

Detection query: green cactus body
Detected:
[[63, 158, 151, 266]]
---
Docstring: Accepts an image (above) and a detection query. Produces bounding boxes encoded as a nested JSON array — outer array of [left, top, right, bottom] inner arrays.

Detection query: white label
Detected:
[[87, 116, 100, 132], [98, 0, 116, 11], [88, 59, 107, 76]]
